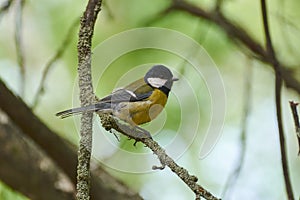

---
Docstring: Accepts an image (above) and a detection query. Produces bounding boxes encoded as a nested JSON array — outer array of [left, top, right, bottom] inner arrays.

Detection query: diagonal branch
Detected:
[[260, 1, 294, 200], [98, 113, 221, 200], [76, 0, 102, 199]]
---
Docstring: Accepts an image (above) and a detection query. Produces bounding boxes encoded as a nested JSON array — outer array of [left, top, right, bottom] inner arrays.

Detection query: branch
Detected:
[[168, 1, 297, 198], [0, 79, 77, 182], [168, 0, 300, 95], [214, 0, 223, 12], [76, 0, 102, 199], [98, 113, 221, 200], [260, 1, 295, 200], [32, 17, 80, 109], [289, 101, 300, 155], [0, 79, 142, 200], [0, 117, 75, 200]]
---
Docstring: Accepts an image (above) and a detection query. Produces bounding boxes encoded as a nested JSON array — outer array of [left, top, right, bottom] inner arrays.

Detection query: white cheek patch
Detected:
[[147, 78, 168, 88]]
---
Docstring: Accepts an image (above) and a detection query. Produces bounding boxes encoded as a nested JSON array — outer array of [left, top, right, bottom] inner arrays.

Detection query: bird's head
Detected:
[[144, 65, 178, 95]]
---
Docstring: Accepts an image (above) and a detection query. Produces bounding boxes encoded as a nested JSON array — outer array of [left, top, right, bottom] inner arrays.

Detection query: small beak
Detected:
[[172, 77, 179, 82]]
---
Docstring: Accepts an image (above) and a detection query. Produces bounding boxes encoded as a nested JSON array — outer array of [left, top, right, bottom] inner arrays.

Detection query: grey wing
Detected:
[[100, 88, 152, 103]]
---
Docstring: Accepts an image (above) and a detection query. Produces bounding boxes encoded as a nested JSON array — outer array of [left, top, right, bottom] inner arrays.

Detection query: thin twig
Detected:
[[76, 0, 102, 200], [32, 17, 80, 109], [168, 0, 300, 95], [14, 0, 26, 97], [260, 1, 295, 200], [222, 58, 253, 199], [289, 101, 300, 155], [98, 113, 221, 200], [215, 0, 223, 12]]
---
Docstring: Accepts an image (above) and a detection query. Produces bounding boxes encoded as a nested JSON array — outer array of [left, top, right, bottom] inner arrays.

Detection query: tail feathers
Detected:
[[56, 103, 110, 119]]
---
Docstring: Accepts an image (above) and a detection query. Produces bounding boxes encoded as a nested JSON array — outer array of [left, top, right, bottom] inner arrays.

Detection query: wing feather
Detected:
[[99, 78, 153, 103], [56, 78, 153, 118]]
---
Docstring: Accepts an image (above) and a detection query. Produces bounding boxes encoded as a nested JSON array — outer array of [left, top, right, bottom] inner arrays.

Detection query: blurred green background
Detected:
[[0, 0, 300, 199]]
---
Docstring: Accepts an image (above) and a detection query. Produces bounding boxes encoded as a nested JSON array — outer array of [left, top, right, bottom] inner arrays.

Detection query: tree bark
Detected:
[[0, 116, 75, 200], [0, 79, 142, 200]]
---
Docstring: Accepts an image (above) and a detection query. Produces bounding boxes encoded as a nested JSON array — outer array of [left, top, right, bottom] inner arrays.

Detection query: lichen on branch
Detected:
[[98, 113, 220, 200]]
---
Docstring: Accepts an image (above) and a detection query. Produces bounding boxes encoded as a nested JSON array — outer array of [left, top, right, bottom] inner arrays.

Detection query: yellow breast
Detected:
[[115, 89, 168, 125]]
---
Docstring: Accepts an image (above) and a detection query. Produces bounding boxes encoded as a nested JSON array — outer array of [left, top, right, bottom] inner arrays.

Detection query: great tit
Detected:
[[56, 65, 178, 126]]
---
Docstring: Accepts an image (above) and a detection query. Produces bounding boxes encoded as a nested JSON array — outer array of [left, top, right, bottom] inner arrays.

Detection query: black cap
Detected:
[[145, 65, 173, 80], [144, 65, 177, 95]]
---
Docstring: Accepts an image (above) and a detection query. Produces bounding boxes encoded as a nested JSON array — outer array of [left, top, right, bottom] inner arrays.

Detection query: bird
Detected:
[[56, 65, 178, 126]]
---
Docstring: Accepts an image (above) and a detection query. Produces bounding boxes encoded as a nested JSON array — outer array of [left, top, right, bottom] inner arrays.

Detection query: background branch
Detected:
[[76, 0, 102, 199], [165, 1, 298, 198], [260, 0, 295, 199], [169, 0, 300, 95], [214, 0, 223, 12], [0, 79, 142, 200], [0, 116, 75, 200]]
